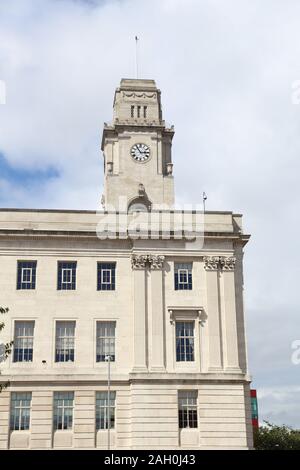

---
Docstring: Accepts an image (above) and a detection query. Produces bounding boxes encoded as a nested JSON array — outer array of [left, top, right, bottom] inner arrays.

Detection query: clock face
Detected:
[[131, 143, 150, 162]]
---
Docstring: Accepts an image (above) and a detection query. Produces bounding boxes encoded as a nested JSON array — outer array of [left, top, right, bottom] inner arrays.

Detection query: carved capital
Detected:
[[221, 256, 236, 271], [131, 254, 165, 270], [149, 255, 165, 270], [204, 256, 236, 271], [131, 254, 149, 269], [203, 256, 220, 271]]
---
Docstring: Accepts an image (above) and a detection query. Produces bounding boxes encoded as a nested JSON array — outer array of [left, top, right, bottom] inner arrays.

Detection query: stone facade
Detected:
[[0, 79, 253, 450]]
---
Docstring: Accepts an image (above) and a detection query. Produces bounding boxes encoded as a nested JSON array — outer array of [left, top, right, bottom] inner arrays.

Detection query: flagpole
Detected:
[[105, 354, 111, 450], [135, 36, 139, 79], [203, 192, 207, 213]]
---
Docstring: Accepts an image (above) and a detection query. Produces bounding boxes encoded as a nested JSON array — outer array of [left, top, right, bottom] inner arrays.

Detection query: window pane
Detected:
[[97, 263, 116, 291], [13, 321, 35, 363], [10, 392, 32, 431], [178, 391, 198, 429], [176, 322, 195, 362], [55, 321, 75, 362], [174, 262, 192, 290], [96, 322, 116, 362], [17, 261, 37, 290], [57, 262, 77, 290], [53, 392, 74, 431], [96, 391, 116, 430]]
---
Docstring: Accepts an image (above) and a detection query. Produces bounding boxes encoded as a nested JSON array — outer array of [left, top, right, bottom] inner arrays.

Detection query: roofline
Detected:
[[0, 208, 242, 216]]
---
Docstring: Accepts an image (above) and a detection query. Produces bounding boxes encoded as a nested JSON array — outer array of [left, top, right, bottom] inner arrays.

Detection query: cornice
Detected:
[[0, 230, 250, 245], [2, 374, 251, 385]]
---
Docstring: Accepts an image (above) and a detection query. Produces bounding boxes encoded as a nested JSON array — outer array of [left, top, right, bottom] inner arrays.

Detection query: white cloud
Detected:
[[0, 0, 300, 427], [258, 386, 300, 428]]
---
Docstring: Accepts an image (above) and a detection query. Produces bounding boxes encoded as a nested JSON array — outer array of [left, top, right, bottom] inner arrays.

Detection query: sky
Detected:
[[0, 0, 300, 427]]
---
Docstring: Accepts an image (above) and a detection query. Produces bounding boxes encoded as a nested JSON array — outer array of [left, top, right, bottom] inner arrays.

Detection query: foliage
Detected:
[[0, 307, 13, 392], [254, 421, 300, 450]]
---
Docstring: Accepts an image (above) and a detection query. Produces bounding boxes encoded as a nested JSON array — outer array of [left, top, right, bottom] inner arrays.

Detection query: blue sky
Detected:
[[0, 152, 58, 189], [0, 0, 300, 427]]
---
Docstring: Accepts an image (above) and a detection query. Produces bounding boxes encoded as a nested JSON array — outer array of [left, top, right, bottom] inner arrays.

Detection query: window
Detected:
[[143, 106, 147, 118], [96, 321, 116, 362], [53, 392, 74, 430], [96, 391, 116, 430], [131, 105, 134, 117], [57, 261, 76, 290], [55, 321, 75, 362], [13, 321, 35, 363], [176, 321, 195, 362], [97, 263, 116, 291], [178, 391, 198, 429], [10, 392, 32, 431], [128, 196, 150, 213], [174, 262, 192, 290], [17, 261, 37, 290], [137, 105, 141, 118]]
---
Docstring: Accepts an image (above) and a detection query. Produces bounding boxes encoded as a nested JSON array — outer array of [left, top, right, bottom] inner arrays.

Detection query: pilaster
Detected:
[[149, 255, 165, 371], [204, 257, 223, 371], [131, 255, 148, 372], [74, 390, 95, 449], [0, 390, 9, 449]]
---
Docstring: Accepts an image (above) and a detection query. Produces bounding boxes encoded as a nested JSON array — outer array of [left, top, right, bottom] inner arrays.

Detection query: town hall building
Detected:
[[0, 78, 253, 449]]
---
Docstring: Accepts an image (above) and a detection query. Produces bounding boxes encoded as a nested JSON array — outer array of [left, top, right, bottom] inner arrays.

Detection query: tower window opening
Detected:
[[131, 105, 134, 118], [137, 105, 141, 118], [143, 106, 147, 118]]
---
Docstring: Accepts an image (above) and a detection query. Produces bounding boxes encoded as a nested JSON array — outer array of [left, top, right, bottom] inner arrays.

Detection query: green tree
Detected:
[[0, 307, 13, 392], [254, 421, 300, 450]]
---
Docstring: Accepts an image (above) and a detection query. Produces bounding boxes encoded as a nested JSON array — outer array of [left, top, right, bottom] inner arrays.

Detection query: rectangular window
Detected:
[[131, 105, 134, 118], [17, 261, 37, 290], [53, 392, 74, 430], [143, 106, 147, 118], [57, 261, 76, 290], [174, 262, 192, 290], [13, 321, 35, 363], [101, 269, 111, 285], [96, 391, 116, 430], [176, 321, 195, 362], [10, 392, 32, 431], [55, 321, 75, 362], [178, 391, 198, 429], [96, 321, 116, 362], [97, 263, 116, 291], [137, 105, 141, 118]]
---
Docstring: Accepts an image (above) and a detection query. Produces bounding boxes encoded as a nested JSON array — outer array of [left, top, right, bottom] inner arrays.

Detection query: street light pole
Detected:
[[105, 354, 111, 451]]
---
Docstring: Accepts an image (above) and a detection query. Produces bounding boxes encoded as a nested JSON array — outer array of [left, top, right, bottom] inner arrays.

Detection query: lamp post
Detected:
[[105, 354, 111, 450]]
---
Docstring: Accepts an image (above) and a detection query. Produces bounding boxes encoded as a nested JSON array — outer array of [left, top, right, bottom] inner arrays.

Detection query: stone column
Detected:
[[0, 390, 9, 449], [149, 255, 165, 371], [219, 257, 241, 371], [204, 257, 223, 371], [131, 254, 148, 372], [74, 390, 95, 449], [204, 256, 241, 372], [30, 390, 53, 449]]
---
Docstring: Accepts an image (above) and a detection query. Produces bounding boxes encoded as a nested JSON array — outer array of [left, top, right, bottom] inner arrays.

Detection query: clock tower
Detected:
[[101, 79, 175, 211]]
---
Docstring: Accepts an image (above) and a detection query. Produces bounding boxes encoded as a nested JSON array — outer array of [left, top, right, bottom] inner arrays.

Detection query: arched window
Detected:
[[128, 197, 151, 213]]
